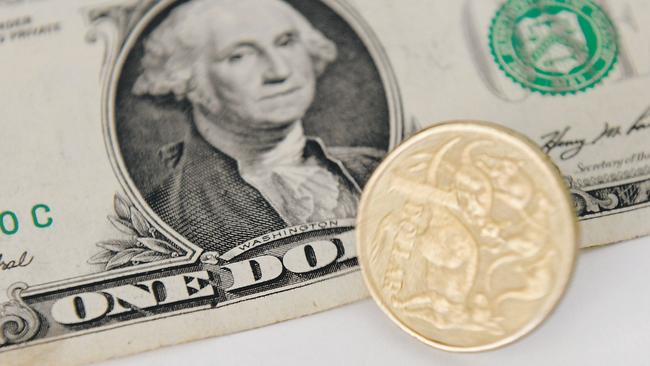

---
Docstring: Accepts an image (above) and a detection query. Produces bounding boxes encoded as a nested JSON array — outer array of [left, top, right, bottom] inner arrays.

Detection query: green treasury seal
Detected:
[[489, 0, 618, 95]]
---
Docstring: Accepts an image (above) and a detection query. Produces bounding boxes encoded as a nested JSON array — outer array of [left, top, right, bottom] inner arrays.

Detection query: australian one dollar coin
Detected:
[[357, 121, 579, 352]]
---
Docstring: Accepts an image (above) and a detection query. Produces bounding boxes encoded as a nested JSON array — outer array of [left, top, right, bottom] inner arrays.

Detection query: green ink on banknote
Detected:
[[0, 204, 53, 236], [0, 211, 19, 235], [489, 0, 618, 95], [31, 204, 53, 228]]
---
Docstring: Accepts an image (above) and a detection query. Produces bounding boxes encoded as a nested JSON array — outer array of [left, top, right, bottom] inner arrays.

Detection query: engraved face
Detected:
[[357, 121, 579, 352], [204, 0, 317, 129], [120, 0, 399, 256]]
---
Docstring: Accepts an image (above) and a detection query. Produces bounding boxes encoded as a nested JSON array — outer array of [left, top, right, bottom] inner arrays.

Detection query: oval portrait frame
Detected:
[[103, 0, 405, 262]]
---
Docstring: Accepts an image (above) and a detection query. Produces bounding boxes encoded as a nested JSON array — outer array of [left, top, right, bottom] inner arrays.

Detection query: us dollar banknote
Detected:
[[358, 0, 650, 247], [0, 0, 648, 364]]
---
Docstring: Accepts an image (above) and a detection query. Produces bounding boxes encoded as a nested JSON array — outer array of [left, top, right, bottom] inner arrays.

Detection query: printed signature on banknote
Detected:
[[541, 106, 650, 160], [0, 251, 33, 272]]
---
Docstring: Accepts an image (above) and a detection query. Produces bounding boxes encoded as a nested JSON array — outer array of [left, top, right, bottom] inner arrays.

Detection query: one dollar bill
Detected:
[[0, 0, 648, 365]]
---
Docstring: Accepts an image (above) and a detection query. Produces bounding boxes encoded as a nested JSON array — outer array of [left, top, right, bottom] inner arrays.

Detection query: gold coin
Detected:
[[357, 121, 579, 352]]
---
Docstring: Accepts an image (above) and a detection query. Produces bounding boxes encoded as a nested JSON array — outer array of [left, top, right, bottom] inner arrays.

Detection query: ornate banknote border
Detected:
[[0, 284, 40, 347], [0, 0, 406, 353], [571, 177, 650, 218]]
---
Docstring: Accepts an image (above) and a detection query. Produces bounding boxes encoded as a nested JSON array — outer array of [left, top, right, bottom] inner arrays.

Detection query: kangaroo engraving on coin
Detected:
[[357, 121, 579, 352]]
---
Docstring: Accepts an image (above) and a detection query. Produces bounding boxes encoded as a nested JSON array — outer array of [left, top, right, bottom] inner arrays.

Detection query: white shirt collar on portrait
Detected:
[[193, 111, 306, 170], [191, 112, 357, 226]]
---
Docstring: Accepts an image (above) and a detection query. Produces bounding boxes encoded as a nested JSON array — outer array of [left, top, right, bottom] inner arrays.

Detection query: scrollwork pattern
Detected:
[[0, 283, 40, 347], [84, 0, 157, 79], [571, 187, 619, 215], [568, 176, 650, 217]]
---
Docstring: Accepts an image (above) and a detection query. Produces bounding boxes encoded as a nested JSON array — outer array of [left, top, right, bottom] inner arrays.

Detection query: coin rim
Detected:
[[357, 120, 580, 352]]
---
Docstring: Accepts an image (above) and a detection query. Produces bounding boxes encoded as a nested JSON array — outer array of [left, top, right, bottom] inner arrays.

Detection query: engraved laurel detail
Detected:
[[368, 137, 559, 336], [88, 193, 184, 271], [0, 283, 40, 347]]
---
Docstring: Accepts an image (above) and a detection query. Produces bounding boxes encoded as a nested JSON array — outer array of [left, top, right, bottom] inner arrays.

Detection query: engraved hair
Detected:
[[132, 0, 338, 114]]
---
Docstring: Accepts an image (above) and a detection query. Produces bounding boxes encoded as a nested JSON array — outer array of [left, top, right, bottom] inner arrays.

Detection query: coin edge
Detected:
[[356, 120, 581, 353]]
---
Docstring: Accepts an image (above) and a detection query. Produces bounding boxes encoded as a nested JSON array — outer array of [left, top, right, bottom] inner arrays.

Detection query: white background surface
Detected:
[[99, 237, 650, 366]]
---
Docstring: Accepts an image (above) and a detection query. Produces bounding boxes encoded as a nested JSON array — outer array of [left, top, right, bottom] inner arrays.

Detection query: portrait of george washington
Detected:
[[114, 0, 400, 255]]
